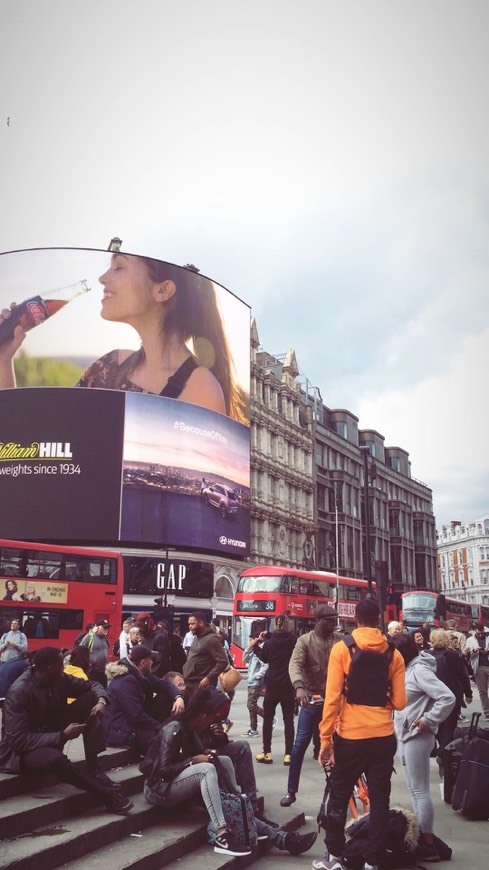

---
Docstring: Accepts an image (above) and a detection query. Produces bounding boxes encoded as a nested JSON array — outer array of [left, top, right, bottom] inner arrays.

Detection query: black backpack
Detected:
[[112, 638, 120, 657], [342, 636, 394, 707]]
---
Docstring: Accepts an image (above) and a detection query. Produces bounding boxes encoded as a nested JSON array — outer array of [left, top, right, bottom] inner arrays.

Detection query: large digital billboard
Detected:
[[0, 248, 250, 557]]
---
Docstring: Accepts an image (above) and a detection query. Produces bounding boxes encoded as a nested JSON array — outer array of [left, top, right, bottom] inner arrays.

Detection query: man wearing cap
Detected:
[[80, 620, 111, 688], [104, 646, 184, 754], [279, 604, 341, 807]]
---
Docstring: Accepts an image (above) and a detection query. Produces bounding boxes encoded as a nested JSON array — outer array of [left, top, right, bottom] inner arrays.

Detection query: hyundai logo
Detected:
[[219, 535, 227, 545]]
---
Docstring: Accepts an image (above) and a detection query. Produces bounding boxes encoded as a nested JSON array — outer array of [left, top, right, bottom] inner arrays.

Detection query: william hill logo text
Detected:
[[0, 442, 73, 460]]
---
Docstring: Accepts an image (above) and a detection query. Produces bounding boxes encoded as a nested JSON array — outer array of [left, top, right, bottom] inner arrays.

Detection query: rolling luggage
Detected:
[[442, 740, 464, 804], [451, 711, 489, 819]]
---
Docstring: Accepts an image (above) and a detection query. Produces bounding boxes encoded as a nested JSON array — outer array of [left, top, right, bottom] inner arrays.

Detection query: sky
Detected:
[[1, 0, 488, 529]]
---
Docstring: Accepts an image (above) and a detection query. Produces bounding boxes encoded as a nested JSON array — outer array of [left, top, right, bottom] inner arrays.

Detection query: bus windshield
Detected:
[[238, 576, 283, 594], [402, 592, 436, 623]]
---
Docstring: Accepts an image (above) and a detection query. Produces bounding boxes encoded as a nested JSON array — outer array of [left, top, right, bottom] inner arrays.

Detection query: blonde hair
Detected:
[[429, 628, 450, 649]]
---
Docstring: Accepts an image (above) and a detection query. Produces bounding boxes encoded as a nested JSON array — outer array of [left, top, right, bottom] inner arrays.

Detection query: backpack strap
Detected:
[[343, 635, 356, 654], [342, 636, 356, 696]]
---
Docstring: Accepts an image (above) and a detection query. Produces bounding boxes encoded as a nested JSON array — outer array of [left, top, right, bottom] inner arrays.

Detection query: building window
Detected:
[[215, 575, 234, 599]]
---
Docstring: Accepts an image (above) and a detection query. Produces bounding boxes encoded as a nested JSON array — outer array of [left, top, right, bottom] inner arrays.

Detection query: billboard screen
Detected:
[[0, 248, 250, 557]]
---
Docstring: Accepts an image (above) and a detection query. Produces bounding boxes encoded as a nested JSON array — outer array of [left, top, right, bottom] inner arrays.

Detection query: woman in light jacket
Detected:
[[393, 633, 455, 864]]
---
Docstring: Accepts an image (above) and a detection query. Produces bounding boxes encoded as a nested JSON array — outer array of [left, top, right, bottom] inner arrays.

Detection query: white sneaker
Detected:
[[311, 856, 344, 869]]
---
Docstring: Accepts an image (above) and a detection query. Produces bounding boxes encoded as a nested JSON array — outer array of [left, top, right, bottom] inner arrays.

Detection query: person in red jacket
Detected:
[[312, 599, 407, 870]]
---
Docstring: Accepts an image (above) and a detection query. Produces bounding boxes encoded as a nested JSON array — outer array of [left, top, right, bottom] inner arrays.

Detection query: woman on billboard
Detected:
[[0, 254, 247, 424]]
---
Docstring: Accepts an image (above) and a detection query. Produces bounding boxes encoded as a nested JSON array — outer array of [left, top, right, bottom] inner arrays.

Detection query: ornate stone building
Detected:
[[438, 516, 489, 605], [248, 323, 437, 592], [249, 321, 315, 566]]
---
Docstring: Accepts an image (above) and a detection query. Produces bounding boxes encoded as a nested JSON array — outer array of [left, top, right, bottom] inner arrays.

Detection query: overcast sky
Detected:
[[1, 0, 488, 528]]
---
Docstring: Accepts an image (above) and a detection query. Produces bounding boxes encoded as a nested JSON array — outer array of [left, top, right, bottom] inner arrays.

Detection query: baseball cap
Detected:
[[130, 645, 154, 664], [96, 619, 111, 629]]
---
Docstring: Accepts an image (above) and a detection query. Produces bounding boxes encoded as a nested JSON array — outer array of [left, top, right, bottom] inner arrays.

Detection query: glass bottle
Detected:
[[0, 279, 91, 346]]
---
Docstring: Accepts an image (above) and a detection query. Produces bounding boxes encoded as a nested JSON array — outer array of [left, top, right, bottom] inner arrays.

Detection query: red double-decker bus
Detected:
[[232, 565, 397, 667], [400, 590, 489, 633], [0, 538, 123, 653]]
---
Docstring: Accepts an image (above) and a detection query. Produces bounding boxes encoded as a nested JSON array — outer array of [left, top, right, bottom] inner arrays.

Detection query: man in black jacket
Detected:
[[0, 646, 133, 815], [104, 646, 184, 753], [253, 615, 297, 765]]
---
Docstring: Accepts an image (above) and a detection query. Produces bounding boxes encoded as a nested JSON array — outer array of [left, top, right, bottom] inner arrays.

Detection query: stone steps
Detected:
[[0, 745, 304, 869]]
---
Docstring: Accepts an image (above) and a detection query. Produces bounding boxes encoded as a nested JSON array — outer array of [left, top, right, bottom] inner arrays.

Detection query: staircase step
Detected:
[[0, 792, 169, 870], [0, 745, 138, 800], [56, 815, 210, 870], [0, 763, 143, 838]]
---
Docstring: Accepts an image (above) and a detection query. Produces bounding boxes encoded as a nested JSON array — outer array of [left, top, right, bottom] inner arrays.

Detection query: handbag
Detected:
[[219, 666, 243, 693]]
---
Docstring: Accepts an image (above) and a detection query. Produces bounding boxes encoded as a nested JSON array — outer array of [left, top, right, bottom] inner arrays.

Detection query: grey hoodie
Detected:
[[394, 650, 455, 743]]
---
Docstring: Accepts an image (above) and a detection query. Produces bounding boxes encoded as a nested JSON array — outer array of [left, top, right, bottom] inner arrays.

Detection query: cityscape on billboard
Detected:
[[0, 248, 251, 557]]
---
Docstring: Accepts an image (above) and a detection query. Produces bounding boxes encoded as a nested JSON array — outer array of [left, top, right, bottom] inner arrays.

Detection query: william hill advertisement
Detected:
[[0, 248, 251, 557]]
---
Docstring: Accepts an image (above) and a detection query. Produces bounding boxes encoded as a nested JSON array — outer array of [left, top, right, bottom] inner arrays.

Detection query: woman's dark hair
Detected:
[[392, 633, 419, 667], [174, 687, 231, 725], [116, 257, 248, 424], [68, 645, 90, 674], [5, 579, 18, 593]]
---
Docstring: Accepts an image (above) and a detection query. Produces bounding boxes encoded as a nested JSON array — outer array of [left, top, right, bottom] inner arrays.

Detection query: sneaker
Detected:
[[103, 791, 134, 815], [283, 754, 291, 765], [242, 728, 259, 737], [214, 832, 252, 856], [312, 856, 344, 870], [416, 841, 440, 863], [284, 830, 318, 855], [280, 791, 296, 807], [256, 751, 273, 764]]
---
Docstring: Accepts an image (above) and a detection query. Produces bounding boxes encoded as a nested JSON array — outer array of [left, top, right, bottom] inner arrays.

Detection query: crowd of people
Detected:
[[1, 606, 488, 867]]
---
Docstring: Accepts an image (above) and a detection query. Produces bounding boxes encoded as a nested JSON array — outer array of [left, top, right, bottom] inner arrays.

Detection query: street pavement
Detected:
[[226, 680, 489, 868]]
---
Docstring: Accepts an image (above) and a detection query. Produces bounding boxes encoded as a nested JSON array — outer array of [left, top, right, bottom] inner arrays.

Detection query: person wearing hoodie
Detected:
[[104, 646, 184, 754], [182, 612, 229, 698], [392, 633, 455, 864], [253, 615, 297, 765], [313, 598, 407, 870]]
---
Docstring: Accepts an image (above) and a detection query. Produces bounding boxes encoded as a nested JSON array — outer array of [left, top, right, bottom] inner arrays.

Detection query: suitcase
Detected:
[[442, 741, 463, 804], [451, 712, 489, 819]]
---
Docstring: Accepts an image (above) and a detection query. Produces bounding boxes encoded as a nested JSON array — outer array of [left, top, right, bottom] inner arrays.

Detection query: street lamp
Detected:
[[359, 446, 374, 597]]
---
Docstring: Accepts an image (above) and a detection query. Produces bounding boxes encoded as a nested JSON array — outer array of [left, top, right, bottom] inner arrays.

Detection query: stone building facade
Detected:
[[248, 323, 437, 592], [249, 321, 315, 566], [437, 516, 489, 605]]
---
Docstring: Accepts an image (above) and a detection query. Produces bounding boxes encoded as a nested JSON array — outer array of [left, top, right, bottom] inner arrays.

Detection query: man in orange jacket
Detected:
[[312, 599, 407, 870]]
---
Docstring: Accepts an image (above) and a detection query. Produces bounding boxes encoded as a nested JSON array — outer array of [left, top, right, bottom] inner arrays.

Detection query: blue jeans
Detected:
[[287, 703, 323, 794], [217, 740, 258, 808]]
